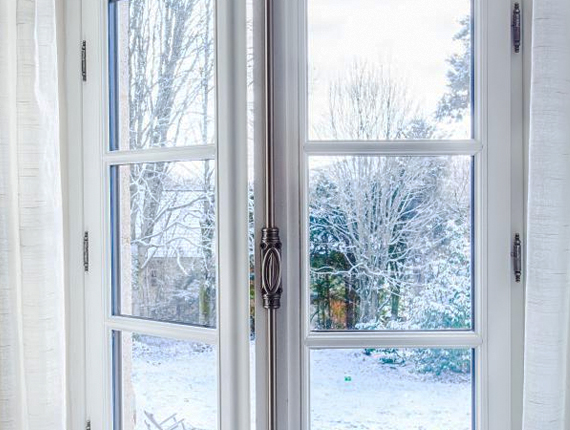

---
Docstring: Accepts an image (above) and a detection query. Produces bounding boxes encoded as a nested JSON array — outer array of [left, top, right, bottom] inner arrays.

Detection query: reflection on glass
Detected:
[[115, 332, 217, 430], [308, 156, 473, 331], [310, 348, 473, 430], [308, 0, 473, 140], [111, 0, 216, 150], [112, 161, 217, 327]]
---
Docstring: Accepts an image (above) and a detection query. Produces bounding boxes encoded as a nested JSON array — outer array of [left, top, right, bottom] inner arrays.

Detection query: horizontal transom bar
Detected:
[[304, 140, 482, 156], [103, 144, 216, 165], [305, 330, 483, 349], [106, 315, 218, 345]]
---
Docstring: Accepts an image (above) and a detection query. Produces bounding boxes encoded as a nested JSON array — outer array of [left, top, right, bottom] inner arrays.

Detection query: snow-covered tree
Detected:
[[310, 62, 453, 329], [309, 59, 473, 375], [124, 0, 217, 326], [309, 156, 469, 330], [436, 16, 472, 123], [316, 62, 435, 140]]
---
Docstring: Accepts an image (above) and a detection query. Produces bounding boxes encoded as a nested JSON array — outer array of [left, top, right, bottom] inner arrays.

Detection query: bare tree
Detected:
[[316, 61, 433, 141], [121, 0, 217, 326]]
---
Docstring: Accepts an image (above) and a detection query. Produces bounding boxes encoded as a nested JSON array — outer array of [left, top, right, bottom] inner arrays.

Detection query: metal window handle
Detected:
[[261, 227, 283, 310], [260, 0, 282, 428]]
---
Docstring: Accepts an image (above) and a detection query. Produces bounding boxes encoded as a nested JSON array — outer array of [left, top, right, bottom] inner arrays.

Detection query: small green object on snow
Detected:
[[344, 376, 352, 382]]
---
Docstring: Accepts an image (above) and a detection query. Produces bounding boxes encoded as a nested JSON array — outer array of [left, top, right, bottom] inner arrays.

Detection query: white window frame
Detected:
[[260, 0, 525, 429], [64, 0, 527, 428], [70, 0, 252, 428]]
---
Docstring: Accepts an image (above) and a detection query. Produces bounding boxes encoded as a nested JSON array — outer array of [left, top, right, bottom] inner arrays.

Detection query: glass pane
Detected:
[[307, 0, 473, 140], [308, 156, 473, 331], [110, 0, 215, 150], [112, 161, 217, 327], [310, 348, 473, 430], [114, 331, 217, 430]]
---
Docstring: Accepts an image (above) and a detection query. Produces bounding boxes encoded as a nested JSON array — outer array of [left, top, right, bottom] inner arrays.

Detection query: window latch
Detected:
[[512, 3, 521, 53], [512, 233, 522, 283], [83, 231, 89, 272], [81, 40, 87, 81]]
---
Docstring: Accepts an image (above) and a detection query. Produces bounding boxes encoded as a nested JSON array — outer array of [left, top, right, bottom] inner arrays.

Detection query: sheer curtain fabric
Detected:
[[0, 1, 66, 429], [523, 0, 570, 429]]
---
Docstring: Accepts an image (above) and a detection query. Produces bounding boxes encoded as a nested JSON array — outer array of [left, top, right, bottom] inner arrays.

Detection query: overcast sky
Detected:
[[308, 0, 472, 138]]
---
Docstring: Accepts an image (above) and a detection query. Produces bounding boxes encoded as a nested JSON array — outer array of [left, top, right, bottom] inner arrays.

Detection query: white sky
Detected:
[[308, 0, 471, 134]]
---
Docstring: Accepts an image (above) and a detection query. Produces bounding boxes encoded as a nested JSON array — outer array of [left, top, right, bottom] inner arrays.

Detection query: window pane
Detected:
[[110, 0, 215, 150], [114, 331, 217, 430], [308, 156, 473, 331], [310, 348, 473, 430], [307, 0, 473, 140], [111, 161, 217, 327]]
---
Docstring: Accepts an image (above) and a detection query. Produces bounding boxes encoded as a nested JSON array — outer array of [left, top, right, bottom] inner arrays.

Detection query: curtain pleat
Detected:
[[0, 1, 66, 429], [523, 0, 570, 428]]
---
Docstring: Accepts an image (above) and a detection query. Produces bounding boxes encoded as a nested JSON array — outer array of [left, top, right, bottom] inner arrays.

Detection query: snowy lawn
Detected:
[[129, 339, 471, 430], [310, 349, 472, 430], [129, 337, 218, 430]]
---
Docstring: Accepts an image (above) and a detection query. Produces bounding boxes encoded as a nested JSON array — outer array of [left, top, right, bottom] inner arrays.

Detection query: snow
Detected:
[[129, 339, 471, 430], [310, 349, 471, 430], [130, 337, 217, 430]]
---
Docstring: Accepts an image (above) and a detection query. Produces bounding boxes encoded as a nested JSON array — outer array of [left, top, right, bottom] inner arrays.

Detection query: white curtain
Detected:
[[523, 0, 570, 429], [0, 0, 66, 429]]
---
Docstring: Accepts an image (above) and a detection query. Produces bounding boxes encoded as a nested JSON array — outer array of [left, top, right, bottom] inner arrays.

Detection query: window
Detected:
[[273, 0, 522, 428], [303, 2, 477, 427], [75, 0, 523, 428], [81, 0, 250, 428]]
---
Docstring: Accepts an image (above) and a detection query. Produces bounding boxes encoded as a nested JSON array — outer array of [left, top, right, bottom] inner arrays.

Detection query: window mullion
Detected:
[[216, 0, 251, 429]]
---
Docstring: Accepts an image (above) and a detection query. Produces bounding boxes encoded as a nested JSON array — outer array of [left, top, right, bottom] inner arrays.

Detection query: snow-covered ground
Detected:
[[310, 349, 471, 430], [129, 338, 471, 430], [130, 337, 218, 430]]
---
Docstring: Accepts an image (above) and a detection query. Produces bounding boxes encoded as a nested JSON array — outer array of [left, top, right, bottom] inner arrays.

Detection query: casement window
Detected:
[[71, 0, 525, 429]]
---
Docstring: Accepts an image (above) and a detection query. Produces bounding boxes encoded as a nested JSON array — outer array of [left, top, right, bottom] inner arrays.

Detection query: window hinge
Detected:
[[81, 40, 87, 82], [83, 231, 89, 272], [512, 233, 522, 283], [85, 420, 91, 430], [512, 3, 521, 53]]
